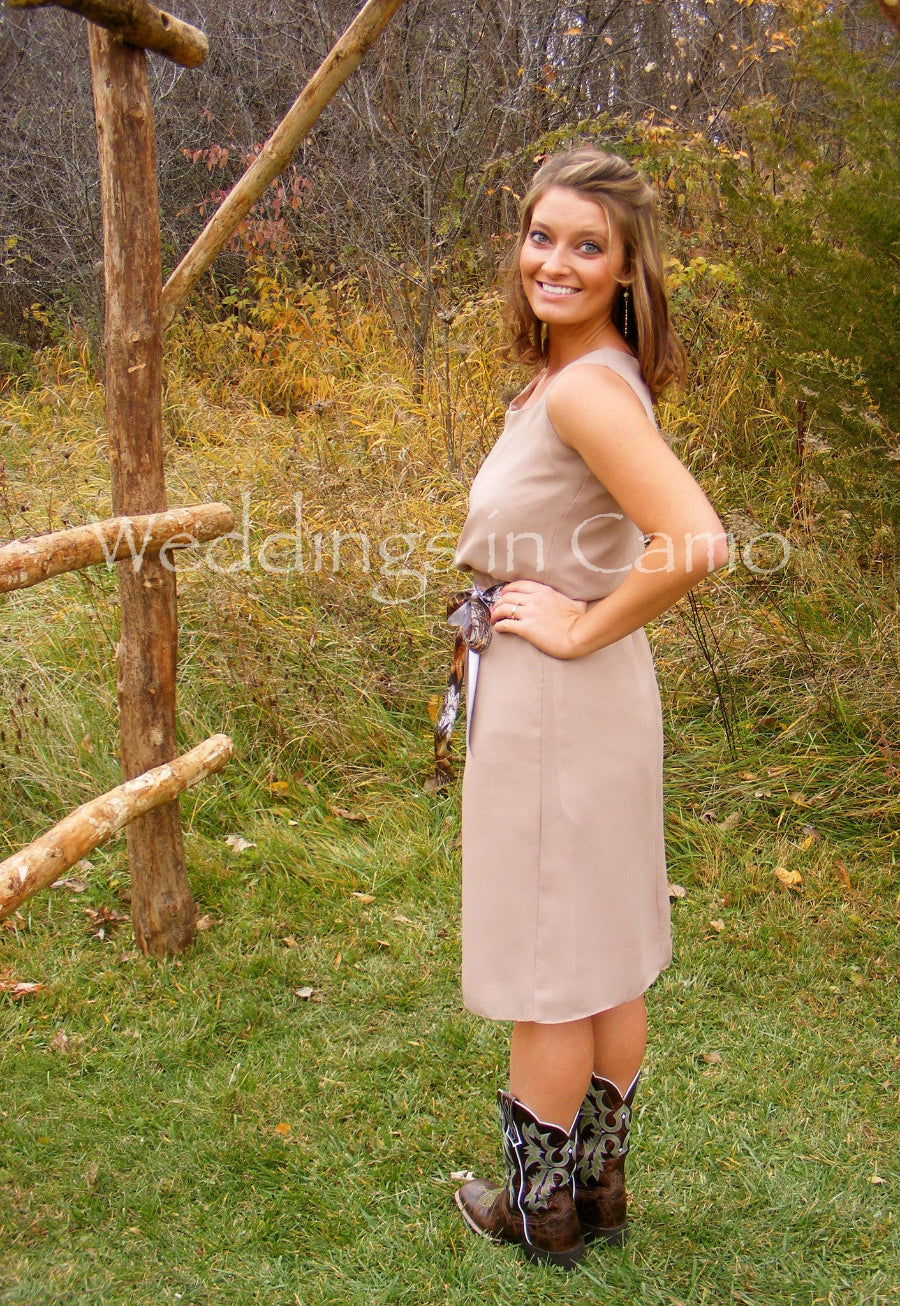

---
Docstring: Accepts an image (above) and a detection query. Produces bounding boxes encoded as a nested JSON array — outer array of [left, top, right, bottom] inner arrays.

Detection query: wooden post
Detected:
[[0, 503, 234, 593], [160, 0, 405, 328], [5, 0, 208, 68], [0, 735, 233, 921], [89, 24, 194, 957]]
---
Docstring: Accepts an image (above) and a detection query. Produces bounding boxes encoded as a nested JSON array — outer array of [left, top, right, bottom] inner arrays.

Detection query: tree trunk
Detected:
[[89, 24, 195, 956]]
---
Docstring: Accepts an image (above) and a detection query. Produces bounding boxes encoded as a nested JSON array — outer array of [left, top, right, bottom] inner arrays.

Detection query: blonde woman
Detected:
[[451, 147, 728, 1268]]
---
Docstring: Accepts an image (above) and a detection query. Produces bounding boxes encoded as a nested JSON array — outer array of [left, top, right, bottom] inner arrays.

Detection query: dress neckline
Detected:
[[508, 347, 639, 413]]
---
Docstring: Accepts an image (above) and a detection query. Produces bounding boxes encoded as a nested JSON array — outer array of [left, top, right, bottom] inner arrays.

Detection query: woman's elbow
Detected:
[[683, 524, 730, 578]]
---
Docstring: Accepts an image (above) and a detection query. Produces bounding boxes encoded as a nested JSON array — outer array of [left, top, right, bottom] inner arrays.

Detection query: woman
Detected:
[[450, 147, 728, 1269]]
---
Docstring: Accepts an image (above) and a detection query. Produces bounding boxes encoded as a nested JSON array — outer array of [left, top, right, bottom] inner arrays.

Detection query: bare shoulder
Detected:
[[546, 361, 660, 460]]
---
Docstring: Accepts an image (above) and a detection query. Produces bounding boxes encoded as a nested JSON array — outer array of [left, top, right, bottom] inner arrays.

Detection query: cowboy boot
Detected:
[[574, 1071, 639, 1246], [455, 1090, 586, 1269]]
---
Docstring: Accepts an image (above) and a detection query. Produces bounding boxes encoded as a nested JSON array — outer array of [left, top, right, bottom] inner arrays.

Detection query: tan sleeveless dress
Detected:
[[453, 348, 672, 1023]]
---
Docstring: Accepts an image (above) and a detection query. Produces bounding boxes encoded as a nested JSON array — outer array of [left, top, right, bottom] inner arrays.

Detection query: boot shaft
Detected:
[[498, 1090, 578, 1215], [575, 1072, 638, 1186]]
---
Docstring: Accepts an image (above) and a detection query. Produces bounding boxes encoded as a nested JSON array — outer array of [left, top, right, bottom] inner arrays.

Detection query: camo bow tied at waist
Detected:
[[433, 583, 504, 787]]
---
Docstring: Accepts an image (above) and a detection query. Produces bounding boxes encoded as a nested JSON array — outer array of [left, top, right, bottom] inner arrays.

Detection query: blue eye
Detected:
[[528, 229, 549, 244], [581, 241, 602, 255]]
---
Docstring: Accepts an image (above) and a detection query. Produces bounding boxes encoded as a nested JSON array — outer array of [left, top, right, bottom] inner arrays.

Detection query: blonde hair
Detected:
[[505, 147, 686, 399]]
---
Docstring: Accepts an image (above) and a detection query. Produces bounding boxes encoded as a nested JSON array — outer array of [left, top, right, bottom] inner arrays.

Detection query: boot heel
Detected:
[[581, 1220, 627, 1247], [521, 1237, 587, 1269]]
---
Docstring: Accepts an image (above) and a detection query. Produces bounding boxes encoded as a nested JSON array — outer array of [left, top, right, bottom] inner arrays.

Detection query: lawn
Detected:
[[1, 314, 898, 1304]]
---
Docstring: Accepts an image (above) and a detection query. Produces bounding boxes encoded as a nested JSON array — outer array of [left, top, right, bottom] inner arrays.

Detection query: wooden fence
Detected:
[[1, 0, 403, 953]]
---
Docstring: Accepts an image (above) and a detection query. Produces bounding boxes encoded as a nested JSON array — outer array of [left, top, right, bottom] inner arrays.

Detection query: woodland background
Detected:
[[0, 2, 898, 1303]]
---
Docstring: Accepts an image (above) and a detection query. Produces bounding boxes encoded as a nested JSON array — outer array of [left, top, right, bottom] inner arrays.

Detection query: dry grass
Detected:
[[0, 269, 897, 1302]]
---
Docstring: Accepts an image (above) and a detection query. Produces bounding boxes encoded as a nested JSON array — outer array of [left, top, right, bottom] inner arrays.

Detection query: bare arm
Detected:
[[492, 364, 729, 658]]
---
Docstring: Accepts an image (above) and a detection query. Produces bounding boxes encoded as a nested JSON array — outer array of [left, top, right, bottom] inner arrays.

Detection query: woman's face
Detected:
[[518, 186, 626, 333]]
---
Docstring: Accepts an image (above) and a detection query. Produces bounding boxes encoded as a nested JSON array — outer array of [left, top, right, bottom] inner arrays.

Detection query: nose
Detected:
[[539, 242, 571, 277]]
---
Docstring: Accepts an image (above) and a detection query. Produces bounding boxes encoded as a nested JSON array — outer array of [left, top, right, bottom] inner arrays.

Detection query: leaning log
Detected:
[[0, 503, 234, 594], [0, 735, 233, 922], [160, 0, 404, 328], [89, 25, 195, 957], [6, 0, 208, 68]]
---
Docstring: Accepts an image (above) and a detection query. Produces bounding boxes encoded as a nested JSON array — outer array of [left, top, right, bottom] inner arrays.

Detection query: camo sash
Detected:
[[432, 583, 504, 787]]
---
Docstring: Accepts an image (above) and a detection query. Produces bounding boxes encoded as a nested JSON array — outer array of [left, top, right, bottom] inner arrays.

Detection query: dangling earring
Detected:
[[622, 287, 631, 339]]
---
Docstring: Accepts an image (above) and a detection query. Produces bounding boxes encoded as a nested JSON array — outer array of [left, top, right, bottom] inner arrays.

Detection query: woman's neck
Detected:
[[544, 318, 629, 375]]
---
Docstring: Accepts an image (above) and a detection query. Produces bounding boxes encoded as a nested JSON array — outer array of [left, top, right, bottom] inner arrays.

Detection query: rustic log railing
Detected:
[[6, 0, 208, 67], [0, 510, 234, 947], [2, 0, 403, 954], [0, 504, 233, 593], [0, 736, 234, 922]]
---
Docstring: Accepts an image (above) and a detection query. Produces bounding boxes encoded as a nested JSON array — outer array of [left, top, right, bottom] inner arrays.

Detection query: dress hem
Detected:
[[461, 956, 672, 1025]]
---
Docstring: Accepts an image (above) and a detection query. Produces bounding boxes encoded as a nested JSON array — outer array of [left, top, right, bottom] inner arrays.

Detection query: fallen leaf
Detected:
[[451, 1169, 475, 1182], [50, 1030, 70, 1053], [268, 780, 290, 793], [3, 981, 43, 998], [708, 919, 725, 932], [668, 883, 687, 900], [834, 860, 852, 891], [83, 905, 129, 942], [224, 834, 256, 854], [328, 804, 367, 822], [700, 1051, 722, 1065], [52, 878, 87, 893], [790, 792, 810, 807], [294, 986, 315, 1000], [869, 1175, 886, 1185], [333, 950, 342, 968], [195, 915, 214, 932], [274, 1122, 292, 1137], [392, 914, 415, 925], [700, 808, 718, 823], [718, 812, 741, 831], [281, 935, 298, 949], [351, 892, 375, 904], [774, 866, 802, 890], [75, 860, 94, 874]]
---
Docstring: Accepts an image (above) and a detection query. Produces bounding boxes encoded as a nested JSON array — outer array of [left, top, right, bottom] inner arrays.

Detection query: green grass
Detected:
[[1, 312, 898, 1303], [1, 708, 897, 1304]]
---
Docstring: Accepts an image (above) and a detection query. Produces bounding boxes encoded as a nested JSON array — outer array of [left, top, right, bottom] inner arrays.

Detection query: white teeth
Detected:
[[538, 283, 578, 296]]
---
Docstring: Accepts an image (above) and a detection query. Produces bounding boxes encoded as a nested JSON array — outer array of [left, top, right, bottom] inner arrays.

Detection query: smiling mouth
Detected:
[[537, 282, 580, 297]]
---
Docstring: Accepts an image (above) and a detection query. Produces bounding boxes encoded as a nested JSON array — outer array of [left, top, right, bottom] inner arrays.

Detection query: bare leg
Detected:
[[509, 1018, 594, 1130], [590, 994, 647, 1093]]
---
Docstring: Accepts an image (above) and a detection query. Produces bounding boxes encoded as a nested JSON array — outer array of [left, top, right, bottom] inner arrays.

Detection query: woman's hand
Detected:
[[491, 580, 589, 659]]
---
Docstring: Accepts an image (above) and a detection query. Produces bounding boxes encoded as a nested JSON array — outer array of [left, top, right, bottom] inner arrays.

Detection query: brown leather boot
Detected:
[[574, 1071, 639, 1246], [455, 1090, 586, 1269]]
